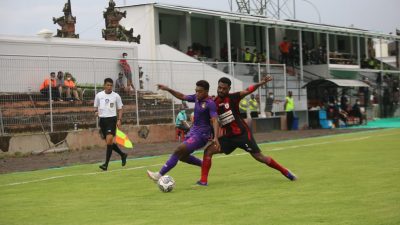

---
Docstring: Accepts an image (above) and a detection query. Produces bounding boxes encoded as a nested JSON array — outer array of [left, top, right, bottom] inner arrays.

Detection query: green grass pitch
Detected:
[[1, 129, 399, 225]]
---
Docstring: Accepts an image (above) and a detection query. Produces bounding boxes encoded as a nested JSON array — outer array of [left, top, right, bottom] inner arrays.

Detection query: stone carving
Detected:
[[102, 0, 140, 43], [52, 0, 79, 38]]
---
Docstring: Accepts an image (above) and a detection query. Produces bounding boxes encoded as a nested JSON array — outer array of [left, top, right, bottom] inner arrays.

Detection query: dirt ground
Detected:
[[0, 129, 372, 174]]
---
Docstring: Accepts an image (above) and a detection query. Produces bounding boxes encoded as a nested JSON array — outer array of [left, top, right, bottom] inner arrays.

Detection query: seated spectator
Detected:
[[115, 72, 126, 93], [56, 71, 65, 99], [40, 72, 62, 101], [64, 72, 82, 101], [175, 105, 190, 133], [186, 47, 195, 57]]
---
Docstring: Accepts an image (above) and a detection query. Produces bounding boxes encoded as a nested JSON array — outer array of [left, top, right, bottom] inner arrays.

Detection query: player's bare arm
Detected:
[[117, 108, 123, 128], [239, 75, 273, 98], [157, 84, 186, 100], [210, 117, 220, 150]]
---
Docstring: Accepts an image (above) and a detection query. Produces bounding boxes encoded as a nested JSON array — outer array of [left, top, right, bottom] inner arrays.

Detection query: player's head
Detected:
[[217, 77, 231, 98], [122, 52, 128, 58], [195, 80, 210, 100], [104, 78, 114, 93]]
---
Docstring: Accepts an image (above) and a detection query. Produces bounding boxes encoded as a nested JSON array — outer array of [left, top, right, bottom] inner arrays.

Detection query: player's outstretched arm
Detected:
[[239, 75, 273, 98], [157, 84, 186, 100], [210, 117, 220, 150]]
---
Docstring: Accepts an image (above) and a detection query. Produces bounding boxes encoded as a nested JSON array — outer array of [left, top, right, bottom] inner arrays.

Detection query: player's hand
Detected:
[[261, 75, 273, 84], [212, 138, 220, 151], [116, 119, 122, 129], [94, 111, 98, 117], [157, 84, 168, 91]]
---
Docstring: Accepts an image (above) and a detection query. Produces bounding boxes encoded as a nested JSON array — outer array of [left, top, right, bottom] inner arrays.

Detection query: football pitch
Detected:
[[1, 129, 399, 225]]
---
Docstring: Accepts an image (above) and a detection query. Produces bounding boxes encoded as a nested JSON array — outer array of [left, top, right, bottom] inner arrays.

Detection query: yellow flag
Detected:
[[115, 128, 134, 149]]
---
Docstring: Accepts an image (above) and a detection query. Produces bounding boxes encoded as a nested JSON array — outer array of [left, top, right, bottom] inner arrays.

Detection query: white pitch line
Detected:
[[1, 131, 398, 187]]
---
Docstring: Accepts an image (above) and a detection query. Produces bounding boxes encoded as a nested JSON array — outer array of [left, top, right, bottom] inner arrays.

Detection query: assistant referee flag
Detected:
[[115, 128, 134, 148]]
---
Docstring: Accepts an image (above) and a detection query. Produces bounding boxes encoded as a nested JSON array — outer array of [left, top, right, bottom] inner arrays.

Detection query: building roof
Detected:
[[121, 3, 399, 40], [303, 79, 370, 88]]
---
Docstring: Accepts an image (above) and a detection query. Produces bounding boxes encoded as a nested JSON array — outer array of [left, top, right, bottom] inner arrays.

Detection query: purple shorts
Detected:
[[183, 133, 210, 153]]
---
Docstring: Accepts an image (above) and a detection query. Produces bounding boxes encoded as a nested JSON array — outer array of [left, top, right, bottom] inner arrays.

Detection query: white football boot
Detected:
[[147, 170, 161, 182]]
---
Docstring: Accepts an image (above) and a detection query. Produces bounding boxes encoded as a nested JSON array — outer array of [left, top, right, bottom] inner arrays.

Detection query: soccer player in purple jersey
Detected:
[[197, 76, 297, 186], [147, 80, 220, 181]]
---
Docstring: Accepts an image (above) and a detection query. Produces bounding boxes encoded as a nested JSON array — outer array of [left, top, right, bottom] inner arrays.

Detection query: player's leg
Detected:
[[147, 142, 190, 181], [112, 143, 128, 166], [99, 133, 114, 171], [250, 152, 297, 181], [197, 143, 220, 185], [178, 135, 209, 167], [198, 136, 236, 185]]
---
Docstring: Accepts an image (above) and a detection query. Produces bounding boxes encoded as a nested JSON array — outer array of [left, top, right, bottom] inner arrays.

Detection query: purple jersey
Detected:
[[185, 94, 217, 137]]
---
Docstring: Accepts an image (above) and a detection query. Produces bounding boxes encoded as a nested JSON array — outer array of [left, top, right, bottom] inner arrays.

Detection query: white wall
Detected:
[[121, 4, 157, 60]]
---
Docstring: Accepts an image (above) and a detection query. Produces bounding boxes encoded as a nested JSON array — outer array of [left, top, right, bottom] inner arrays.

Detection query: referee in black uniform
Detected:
[[94, 78, 127, 171]]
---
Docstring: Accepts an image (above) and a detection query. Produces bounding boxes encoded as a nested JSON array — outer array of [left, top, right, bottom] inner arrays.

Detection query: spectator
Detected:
[[284, 91, 295, 130], [239, 98, 248, 119], [279, 37, 291, 66], [115, 72, 125, 93], [212, 59, 219, 69], [186, 46, 195, 57], [351, 99, 363, 124], [249, 94, 259, 118], [64, 72, 82, 101], [56, 71, 65, 99], [220, 43, 228, 61], [119, 52, 135, 92], [340, 90, 349, 113], [243, 48, 252, 63], [175, 105, 190, 133], [265, 92, 274, 117], [40, 72, 62, 101]]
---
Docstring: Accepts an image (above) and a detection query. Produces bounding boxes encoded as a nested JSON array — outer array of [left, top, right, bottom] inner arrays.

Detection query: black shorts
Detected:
[[99, 117, 117, 139], [219, 132, 261, 155]]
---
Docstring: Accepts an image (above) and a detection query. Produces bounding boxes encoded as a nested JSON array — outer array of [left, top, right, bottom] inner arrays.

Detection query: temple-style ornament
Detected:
[[53, 0, 79, 38]]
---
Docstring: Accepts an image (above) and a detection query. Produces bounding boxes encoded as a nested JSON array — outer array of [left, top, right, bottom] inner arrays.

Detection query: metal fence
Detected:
[[0, 54, 307, 135]]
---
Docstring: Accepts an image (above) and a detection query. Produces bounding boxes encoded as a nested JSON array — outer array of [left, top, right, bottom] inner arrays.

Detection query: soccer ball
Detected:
[[157, 175, 175, 193]]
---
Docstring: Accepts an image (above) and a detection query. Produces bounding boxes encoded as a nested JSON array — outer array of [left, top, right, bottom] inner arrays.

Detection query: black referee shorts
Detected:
[[99, 117, 117, 139], [218, 132, 261, 155]]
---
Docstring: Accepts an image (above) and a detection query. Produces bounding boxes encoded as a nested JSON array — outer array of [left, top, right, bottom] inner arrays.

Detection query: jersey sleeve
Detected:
[[116, 93, 123, 109], [208, 100, 218, 118], [184, 94, 196, 103]]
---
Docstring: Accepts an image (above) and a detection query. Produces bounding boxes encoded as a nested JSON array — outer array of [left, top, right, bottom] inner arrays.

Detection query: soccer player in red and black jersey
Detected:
[[197, 76, 297, 186]]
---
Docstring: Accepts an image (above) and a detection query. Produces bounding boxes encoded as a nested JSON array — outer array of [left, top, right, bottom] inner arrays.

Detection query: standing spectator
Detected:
[[115, 72, 126, 93], [239, 98, 248, 119], [56, 71, 65, 99], [220, 43, 228, 62], [351, 99, 363, 125], [243, 48, 252, 63], [340, 90, 349, 113], [64, 72, 82, 101], [119, 52, 135, 92], [279, 37, 291, 66], [265, 92, 274, 117], [249, 94, 259, 118], [95, 78, 127, 171], [284, 91, 295, 130], [39, 72, 62, 101]]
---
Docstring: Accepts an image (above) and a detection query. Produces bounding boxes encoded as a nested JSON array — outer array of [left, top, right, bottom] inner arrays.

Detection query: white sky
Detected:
[[0, 0, 399, 40]]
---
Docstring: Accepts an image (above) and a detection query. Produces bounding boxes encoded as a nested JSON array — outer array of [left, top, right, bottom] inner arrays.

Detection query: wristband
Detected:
[[247, 85, 256, 92]]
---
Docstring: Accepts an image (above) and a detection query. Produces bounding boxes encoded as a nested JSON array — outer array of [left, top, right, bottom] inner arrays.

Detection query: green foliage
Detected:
[[0, 129, 399, 225]]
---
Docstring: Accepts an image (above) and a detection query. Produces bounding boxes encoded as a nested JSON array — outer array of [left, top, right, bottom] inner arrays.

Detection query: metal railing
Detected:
[[0, 54, 306, 135]]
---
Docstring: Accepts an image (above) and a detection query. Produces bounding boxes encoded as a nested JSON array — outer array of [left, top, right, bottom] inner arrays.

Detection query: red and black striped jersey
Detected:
[[215, 92, 251, 137]]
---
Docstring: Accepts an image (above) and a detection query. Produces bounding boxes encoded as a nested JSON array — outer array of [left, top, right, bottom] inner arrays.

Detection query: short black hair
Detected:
[[104, 78, 114, 84], [50, 72, 56, 76], [122, 52, 127, 56], [218, 77, 231, 87], [196, 80, 210, 91]]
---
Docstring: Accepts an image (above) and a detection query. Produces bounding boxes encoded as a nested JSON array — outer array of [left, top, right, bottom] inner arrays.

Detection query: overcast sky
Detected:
[[0, 0, 399, 40]]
